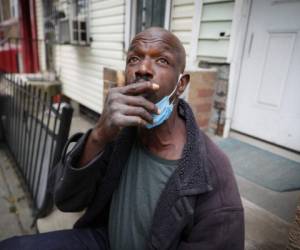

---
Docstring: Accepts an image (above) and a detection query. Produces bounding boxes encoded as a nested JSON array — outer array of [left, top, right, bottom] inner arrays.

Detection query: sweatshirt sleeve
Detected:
[[51, 129, 113, 212], [177, 207, 244, 250]]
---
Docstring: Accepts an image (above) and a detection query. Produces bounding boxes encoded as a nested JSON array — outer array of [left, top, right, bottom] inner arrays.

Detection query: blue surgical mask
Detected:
[[146, 74, 182, 129]]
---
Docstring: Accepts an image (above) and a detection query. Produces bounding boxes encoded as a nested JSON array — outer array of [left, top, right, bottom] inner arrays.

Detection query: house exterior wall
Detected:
[[54, 0, 126, 113], [196, 0, 236, 134], [34, 0, 236, 119], [197, 0, 235, 63], [170, 0, 194, 59]]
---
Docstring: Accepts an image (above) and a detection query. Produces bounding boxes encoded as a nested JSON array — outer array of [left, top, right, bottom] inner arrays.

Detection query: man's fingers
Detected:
[[120, 82, 159, 95], [114, 114, 148, 127], [122, 95, 159, 114], [121, 105, 153, 124]]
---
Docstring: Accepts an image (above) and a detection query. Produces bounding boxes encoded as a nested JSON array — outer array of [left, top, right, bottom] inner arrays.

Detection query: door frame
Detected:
[[124, 0, 172, 52], [223, 0, 253, 138]]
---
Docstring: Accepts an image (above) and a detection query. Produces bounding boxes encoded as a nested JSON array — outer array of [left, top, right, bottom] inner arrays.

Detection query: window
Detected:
[[125, 0, 171, 50], [10, 0, 18, 18], [135, 0, 166, 34], [74, 0, 86, 17], [0, 0, 14, 21], [52, 0, 90, 45], [0, 2, 3, 22], [71, 0, 89, 45]]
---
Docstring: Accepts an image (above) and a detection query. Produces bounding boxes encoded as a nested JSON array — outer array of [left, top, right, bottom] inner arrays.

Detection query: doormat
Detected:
[[216, 138, 300, 192]]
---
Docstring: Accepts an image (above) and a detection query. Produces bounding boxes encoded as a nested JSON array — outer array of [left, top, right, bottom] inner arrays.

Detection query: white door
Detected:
[[232, 0, 300, 151]]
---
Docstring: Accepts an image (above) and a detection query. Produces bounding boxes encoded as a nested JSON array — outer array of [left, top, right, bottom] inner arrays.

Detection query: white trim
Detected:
[[223, 0, 252, 138], [164, 0, 172, 30], [187, 0, 203, 70], [124, 0, 132, 52], [10, 0, 18, 18], [131, 0, 137, 38], [124, 0, 173, 51], [226, 0, 244, 63], [87, 0, 91, 44]]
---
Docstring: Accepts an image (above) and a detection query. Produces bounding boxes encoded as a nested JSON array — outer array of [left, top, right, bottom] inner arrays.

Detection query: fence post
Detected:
[[52, 104, 73, 169], [33, 104, 73, 220]]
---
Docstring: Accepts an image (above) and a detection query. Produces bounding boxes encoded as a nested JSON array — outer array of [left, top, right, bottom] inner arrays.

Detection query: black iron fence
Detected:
[[0, 72, 73, 218]]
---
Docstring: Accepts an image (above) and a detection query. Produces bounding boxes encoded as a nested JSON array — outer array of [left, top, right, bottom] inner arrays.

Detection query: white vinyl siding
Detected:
[[170, 0, 194, 58], [54, 0, 126, 113], [34, 0, 238, 112], [197, 0, 235, 62]]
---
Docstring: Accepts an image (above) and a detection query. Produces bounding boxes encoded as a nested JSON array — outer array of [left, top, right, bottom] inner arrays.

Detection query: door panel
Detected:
[[257, 32, 295, 108], [232, 0, 300, 151]]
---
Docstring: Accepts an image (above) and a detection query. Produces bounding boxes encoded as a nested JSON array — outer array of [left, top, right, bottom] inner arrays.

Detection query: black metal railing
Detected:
[[0, 72, 73, 218]]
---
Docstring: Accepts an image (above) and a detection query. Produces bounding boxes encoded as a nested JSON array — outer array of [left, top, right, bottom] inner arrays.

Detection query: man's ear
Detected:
[[177, 73, 190, 96]]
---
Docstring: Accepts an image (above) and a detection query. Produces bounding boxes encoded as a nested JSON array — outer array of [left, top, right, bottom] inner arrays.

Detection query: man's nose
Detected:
[[135, 58, 153, 81]]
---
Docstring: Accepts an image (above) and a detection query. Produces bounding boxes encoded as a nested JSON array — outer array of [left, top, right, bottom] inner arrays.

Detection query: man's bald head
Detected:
[[129, 27, 186, 72]]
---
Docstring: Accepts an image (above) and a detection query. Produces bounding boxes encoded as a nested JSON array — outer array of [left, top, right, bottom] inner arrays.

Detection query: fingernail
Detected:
[[152, 83, 159, 90], [157, 109, 161, 114]]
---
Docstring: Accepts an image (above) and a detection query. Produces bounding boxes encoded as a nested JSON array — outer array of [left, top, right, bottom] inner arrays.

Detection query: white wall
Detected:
[[35, 0, 236, 113], [54, 0, 126, 113], [170, 0, 195, 60], [197, 0, 235, 63]]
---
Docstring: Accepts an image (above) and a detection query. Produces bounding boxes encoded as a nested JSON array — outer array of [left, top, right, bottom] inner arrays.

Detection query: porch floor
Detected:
[[0, 143, 36, 241], [211, 134, 300, 223], [0, 113, 298, 249]]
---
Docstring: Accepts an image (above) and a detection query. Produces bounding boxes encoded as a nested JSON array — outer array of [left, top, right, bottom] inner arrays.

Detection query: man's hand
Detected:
[[79, 82, 159, 166], [98, 81, 159, 139]]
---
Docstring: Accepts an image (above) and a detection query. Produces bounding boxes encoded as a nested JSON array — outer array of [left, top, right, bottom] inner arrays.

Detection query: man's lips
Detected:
[[128, 79, 159, 102], [133, 79, 151, 84]]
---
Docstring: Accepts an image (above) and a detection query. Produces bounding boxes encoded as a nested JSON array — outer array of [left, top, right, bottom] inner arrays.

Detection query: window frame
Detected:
[[55, 0, 90, 46], [10, 0, 18, 18], [124, 0, 172, 52], [0, 0, 3, 22], [69, 0, 90, 46]]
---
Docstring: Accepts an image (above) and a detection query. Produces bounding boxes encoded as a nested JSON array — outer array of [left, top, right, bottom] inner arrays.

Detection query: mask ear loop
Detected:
[[169, 73, 183, 105]]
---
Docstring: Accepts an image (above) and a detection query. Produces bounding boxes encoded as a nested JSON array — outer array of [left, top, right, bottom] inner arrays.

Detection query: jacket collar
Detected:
[[175, 99, 212, 195], [147, 99, 212, 250], [111, 98, 213, 196], [75, 99, 212, 243], [117, 98, 213, 196]]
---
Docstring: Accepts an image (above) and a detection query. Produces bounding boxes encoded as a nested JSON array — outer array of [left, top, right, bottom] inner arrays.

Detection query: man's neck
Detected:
[[138, 107, 186, 160]]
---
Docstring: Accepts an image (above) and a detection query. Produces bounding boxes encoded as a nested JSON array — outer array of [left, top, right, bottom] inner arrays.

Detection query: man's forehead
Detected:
[[129, 38, 176, 54], [128, 27, 186, 71]]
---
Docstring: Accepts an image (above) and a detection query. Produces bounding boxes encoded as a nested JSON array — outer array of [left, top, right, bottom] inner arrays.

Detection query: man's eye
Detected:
[[157, 58, 169, 65], [128, 57, 140, 63]]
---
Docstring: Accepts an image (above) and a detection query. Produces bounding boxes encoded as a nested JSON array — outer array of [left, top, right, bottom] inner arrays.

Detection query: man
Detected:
[[0, 27, 244, 249]]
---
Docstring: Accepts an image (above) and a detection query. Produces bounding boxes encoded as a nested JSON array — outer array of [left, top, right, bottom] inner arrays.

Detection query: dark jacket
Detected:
[[52, 99, 244, 250]]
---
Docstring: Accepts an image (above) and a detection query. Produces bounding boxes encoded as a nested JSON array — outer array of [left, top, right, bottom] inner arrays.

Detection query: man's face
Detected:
[[125, 33, 182, 103]]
